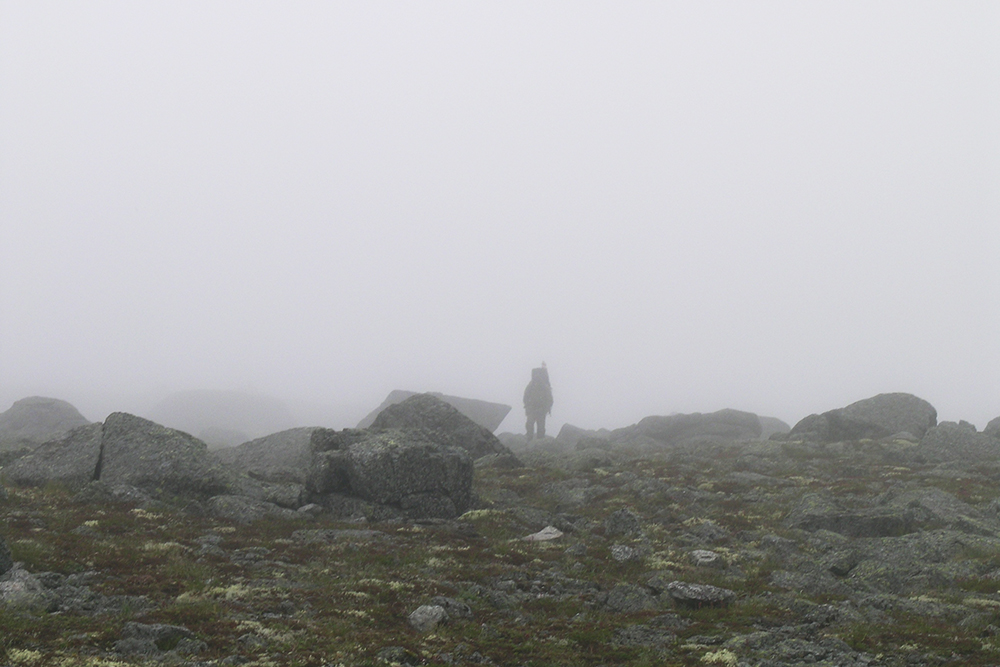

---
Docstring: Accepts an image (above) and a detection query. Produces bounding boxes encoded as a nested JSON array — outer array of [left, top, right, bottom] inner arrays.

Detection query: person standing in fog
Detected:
[[523, 363, 553, 439]]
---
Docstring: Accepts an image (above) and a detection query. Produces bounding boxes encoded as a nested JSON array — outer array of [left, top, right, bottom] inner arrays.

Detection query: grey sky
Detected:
[[2, 2, 998, 433]]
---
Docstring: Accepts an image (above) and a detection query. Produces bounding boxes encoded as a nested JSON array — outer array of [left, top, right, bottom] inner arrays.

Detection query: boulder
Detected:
[[0, 397, 90, 450], [369, 393, 516, 460], [309, 428, 473, 519], [211, 427, 317, 484], [358, 390, 511, 432], [785, 493, 921, 538], [2, 423, 103, 490], [556, 423, 611, 448], [912, 422, 1000, 463], [99, 413, 231, 499], [789, 393, 937, 443], [346, 430, 472, 518], [617, 409, 762, 447], [0, 564, 52, 611], [408, 604, 448, 633], [983, 416, 1000, 439]]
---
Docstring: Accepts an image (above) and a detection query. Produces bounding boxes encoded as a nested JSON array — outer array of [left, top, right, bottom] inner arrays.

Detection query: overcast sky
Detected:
[[2, 2, 998, 434]]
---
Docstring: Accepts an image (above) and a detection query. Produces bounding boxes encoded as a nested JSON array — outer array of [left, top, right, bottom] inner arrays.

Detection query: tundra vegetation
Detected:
[[2, 394, 1000, 666]]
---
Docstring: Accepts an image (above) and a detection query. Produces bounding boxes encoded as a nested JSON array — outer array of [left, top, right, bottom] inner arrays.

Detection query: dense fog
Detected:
[[2, 3, 998, 434]]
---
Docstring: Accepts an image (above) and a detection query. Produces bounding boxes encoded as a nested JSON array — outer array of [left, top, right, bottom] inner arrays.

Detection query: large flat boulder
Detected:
[[2, 423, 103, 489], [0, 397, 90, 450], [309, 428, 473, 519], [369, 393, 515, 460], [789, 393, 937, 442], [358, 390, 511, 432], [99, 413, 231, 499]]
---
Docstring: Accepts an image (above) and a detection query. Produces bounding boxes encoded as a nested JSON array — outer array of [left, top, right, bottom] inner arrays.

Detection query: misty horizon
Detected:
[[2, 3, 998, 435]]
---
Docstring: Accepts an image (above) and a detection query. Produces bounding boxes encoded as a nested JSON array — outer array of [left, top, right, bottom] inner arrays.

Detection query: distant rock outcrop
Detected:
[[758, 416, 791, 439], [788, 393, 937, 443], [0, 397, 90, 450], [614, 409, 763, 447], [358, 390, 511, 432], [144, 390, 296, 448]]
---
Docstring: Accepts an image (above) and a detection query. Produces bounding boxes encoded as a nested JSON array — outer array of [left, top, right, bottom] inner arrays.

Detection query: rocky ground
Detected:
[[4, 423, 1000, 667]]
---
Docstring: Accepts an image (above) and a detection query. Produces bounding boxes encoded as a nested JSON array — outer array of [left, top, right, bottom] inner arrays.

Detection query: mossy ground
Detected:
[[3, 446, 1000, 666]]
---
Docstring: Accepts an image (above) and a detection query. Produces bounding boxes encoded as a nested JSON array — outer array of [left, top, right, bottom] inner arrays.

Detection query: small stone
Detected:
[[523, 525, 563, 542], [611, 544, 641, 563], [666, 581, 736, 608], [690, 549, 723, 567], [408, 604, 448, 633]]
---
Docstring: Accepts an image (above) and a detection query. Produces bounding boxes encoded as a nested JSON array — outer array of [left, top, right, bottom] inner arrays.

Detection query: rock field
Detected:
[[2, 392, 1000, 666]]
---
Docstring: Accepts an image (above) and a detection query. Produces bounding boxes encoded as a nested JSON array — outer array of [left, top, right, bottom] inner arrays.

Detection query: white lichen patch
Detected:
[[209, 584, 252, 600], [6, 649, 42, 665], [964, 597, 1000, 608], [129, 508, 161, 520], [344, 590, 372, 600], [701, 648, 738, 666], [141, 541, 189, 553]]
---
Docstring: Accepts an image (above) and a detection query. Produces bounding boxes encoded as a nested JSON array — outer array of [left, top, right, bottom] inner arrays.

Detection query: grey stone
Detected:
[[70, 481, 155, 507], [690, 549, 723, 567], [0, 564, 50, 610], [785, 493, 921, 538], [369, 393, 516, 461], [99, 412, 231, 499], [408, 604, 448, 632], [984, 415, 1000, 439], [206, 495, 303, 524], [212, 427, 317, 484], [604, 508, 642, 538], [2, 423, 103, 490], [790, 393, 937, 442], [914, 422, 1000, 463], [341, 430, 473, 518], [665, 581, 736, 608], [610, 544, 642, 563], [758, 415, 791, 439], [0, 396, 90, 450], [358, 389, 511, 432], [430, 596, 473, 620], [230, 476, 305, 509]]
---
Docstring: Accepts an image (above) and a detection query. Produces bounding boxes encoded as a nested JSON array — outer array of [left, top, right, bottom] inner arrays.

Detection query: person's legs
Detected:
[[537, 414, 546, 438], [525, 416, 535, 439]]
